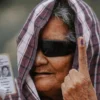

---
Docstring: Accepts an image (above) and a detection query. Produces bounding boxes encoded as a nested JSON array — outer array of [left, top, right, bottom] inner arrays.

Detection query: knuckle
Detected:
[[64, 75, 68, 80], [64, 76, 67, 82], [74, 81, 82, 88], [80, 75, 86, 83], [79, 56, 87, 63], [79, 79, 88, 86], [64, 75, 70, 82], [87, 78, 91, 85], [69, 69, 77, 74], [74, 78, 86, 88], [67, 85, 75, 92], [81, 76, 91, 85], [63, 91, 69, 98]]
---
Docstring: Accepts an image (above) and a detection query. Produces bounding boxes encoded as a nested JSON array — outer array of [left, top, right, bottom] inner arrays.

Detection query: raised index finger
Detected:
[[78, 37, 90, 78]]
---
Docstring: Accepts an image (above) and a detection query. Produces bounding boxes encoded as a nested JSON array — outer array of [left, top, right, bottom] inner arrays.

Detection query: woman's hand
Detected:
[[61, 37, 97, 100]]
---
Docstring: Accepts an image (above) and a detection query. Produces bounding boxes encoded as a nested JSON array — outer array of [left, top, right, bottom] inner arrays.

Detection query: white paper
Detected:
[[0, 54, 16, 95], [0, 85, 6, 100]]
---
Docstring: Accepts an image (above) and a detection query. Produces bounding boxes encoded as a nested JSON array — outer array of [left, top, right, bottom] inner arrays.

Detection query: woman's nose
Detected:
[[34, 50, 48, 67]]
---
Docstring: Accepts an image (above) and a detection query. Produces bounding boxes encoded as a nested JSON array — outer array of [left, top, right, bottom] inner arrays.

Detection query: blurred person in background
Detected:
[[0, 0, 100, 100]]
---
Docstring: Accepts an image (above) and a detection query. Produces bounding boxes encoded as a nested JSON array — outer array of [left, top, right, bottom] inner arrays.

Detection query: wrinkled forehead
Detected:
[[40, 16, 70, 40]]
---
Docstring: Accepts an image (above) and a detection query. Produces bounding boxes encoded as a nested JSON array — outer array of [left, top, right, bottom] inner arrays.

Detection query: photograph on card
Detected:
[[0, 54, 16, 94]]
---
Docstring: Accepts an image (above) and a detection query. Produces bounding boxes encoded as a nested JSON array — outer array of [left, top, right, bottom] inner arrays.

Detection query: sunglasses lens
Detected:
[[38, 40, 76, 57]]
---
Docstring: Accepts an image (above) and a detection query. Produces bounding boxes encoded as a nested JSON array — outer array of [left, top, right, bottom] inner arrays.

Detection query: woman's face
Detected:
[[31, 16, 74, 95], [3, 67, 9, 77]]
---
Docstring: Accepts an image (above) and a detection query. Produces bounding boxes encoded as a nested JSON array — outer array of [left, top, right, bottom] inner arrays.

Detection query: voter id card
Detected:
[[0, 54, 16, 94]]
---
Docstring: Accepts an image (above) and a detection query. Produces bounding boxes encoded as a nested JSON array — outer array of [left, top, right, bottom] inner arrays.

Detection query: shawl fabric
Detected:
[[4, 0, 100, 100]]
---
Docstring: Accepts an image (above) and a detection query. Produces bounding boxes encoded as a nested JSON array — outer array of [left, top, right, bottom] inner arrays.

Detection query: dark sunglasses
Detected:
[[38, 39, 76, 57]]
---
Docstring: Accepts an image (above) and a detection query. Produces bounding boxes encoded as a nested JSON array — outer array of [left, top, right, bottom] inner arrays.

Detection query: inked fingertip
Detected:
[[81, 38, 85, 46], [78, 37, 85, 46]]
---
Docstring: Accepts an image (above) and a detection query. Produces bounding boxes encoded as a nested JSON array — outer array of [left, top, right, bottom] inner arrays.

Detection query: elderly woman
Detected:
[[1, 0, 100, 100]]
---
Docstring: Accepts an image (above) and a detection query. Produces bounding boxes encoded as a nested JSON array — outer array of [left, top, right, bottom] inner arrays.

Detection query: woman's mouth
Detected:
[[34, 72, 53, 75]]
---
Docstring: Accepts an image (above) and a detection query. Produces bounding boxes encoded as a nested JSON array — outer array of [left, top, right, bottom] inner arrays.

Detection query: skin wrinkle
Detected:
[[29, 3, 97, 100], [31, 16, 74, 100], [41, 17, 69, 40], [68, 70, 87, 100]]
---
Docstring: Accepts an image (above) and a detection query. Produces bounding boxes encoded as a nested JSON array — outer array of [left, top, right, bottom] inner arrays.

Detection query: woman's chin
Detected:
[[34, 78, 61, 93]]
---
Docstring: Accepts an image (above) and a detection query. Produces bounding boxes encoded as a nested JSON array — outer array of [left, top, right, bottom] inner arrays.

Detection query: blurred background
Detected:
[[0, 0, 100, 77]]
